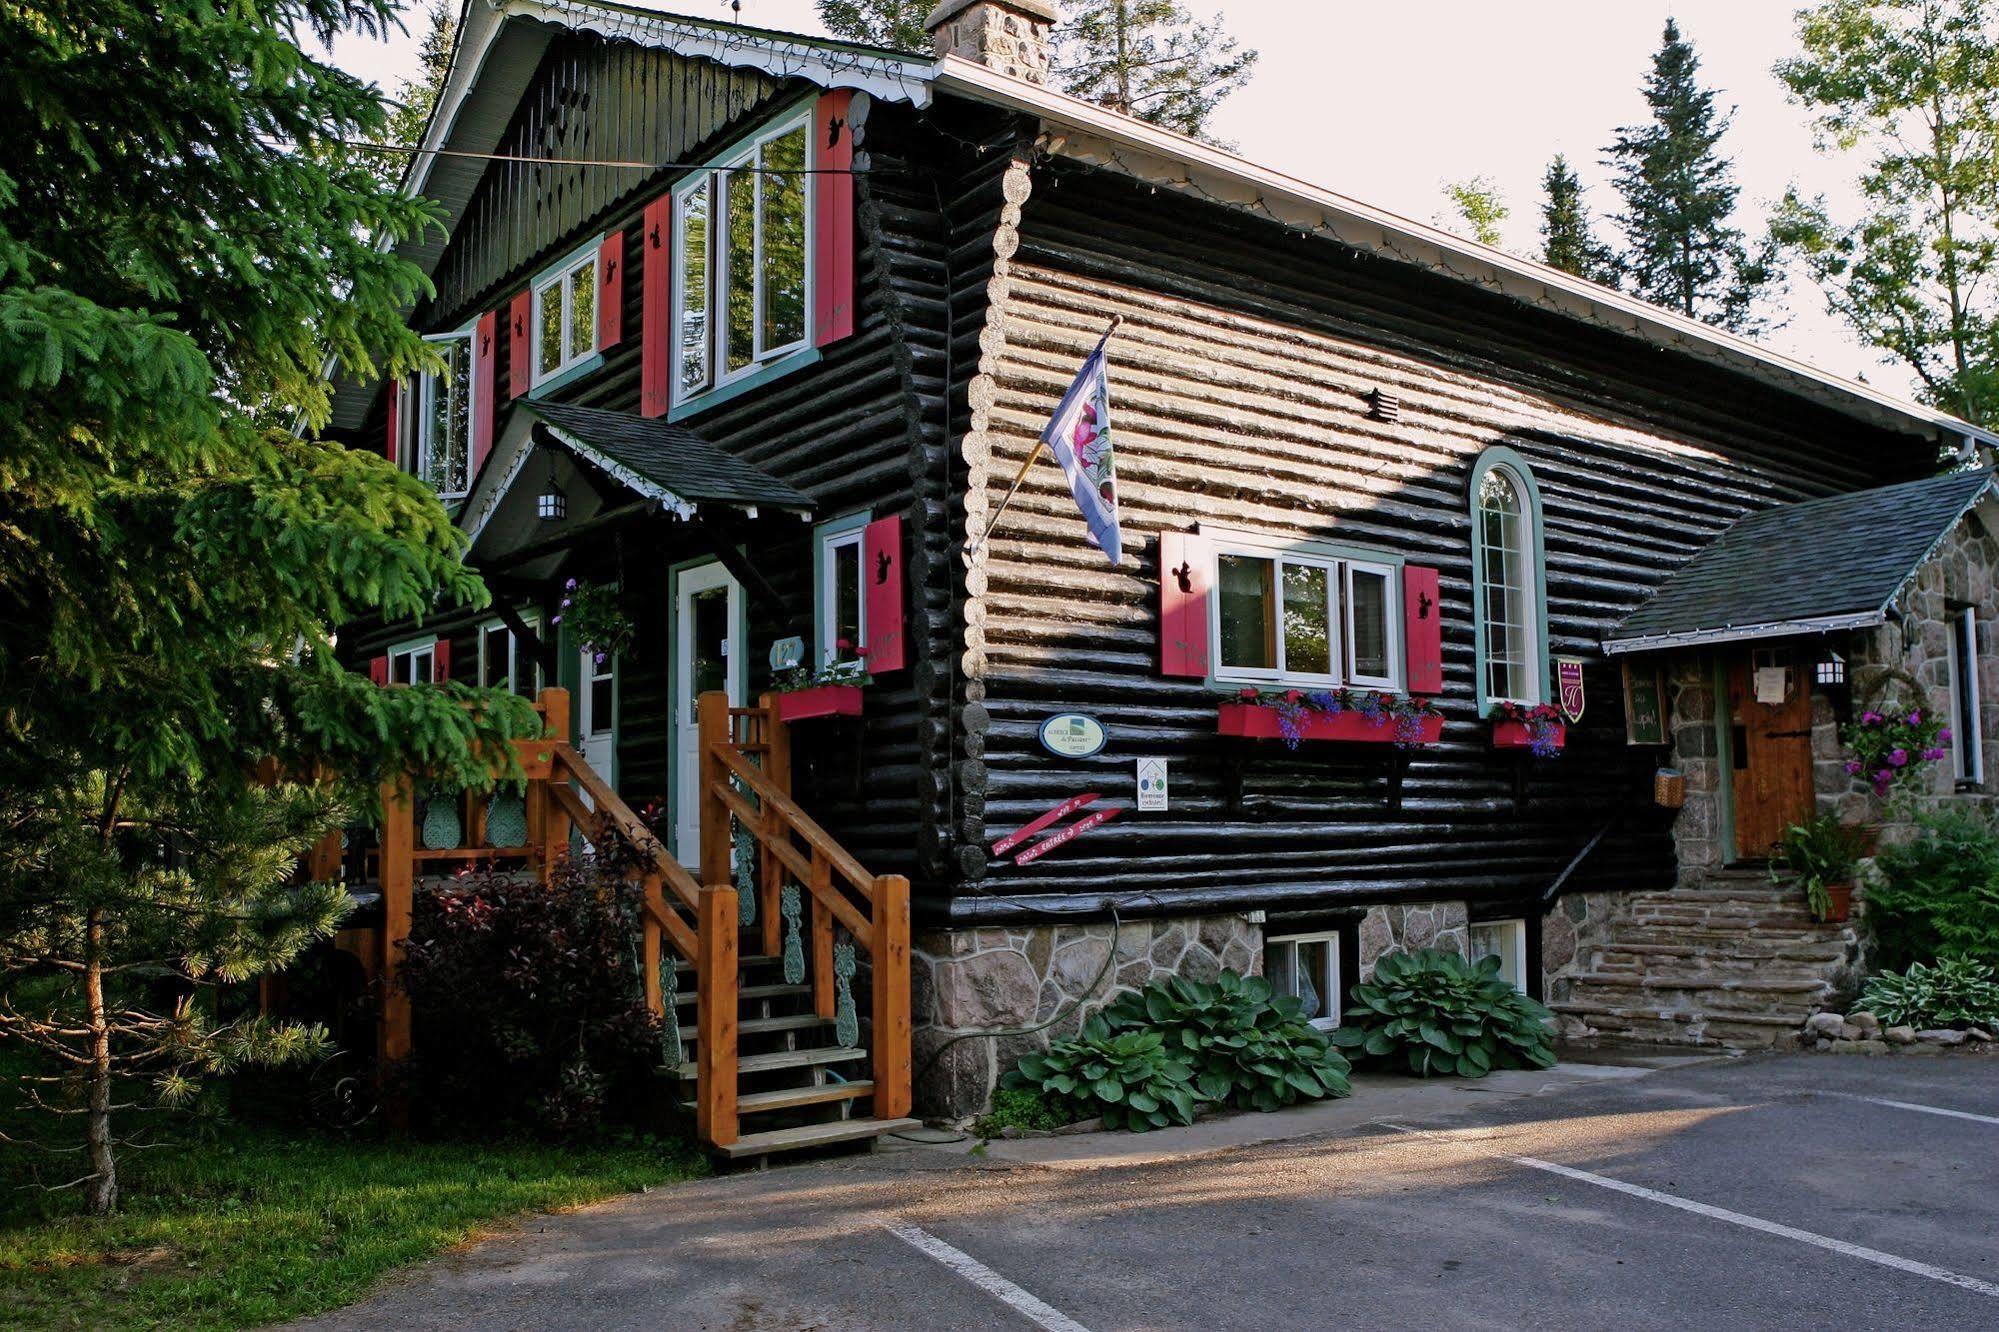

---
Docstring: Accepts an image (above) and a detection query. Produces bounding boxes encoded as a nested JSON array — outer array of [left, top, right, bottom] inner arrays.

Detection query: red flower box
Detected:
[[1492, 720, 1565, 751], [1217, 702, 1443, 746], [776, 684, 863, 723]]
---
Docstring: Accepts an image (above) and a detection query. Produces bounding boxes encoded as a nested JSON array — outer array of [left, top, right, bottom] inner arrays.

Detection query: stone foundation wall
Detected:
[[1356, 901, 1468, 977], [1539, 889, 1624, 1015]]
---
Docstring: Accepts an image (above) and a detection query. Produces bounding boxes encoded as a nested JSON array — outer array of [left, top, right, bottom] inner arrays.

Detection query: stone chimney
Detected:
[[925, 0, 1057, 84]]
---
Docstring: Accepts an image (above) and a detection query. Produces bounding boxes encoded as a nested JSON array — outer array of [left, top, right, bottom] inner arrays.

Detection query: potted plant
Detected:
[[1216, 687, 1442, 751], [1771, 813, 1869, 923], [771, 651, 869, 723], [554, 578, 635, 663], [1490, 701, 1565, 756]]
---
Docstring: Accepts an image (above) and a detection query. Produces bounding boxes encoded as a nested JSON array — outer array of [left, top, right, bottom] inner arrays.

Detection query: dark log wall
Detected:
[[949, 157, 1931, 922]]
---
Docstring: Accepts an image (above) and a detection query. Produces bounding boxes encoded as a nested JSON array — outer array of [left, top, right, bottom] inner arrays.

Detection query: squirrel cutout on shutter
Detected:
[[640, 194, 673, 418], [1403, 565, 1443, 695], [508, 289, 532, 401], [863, 514, 905, 674], [1158, 529, 1211, 677]]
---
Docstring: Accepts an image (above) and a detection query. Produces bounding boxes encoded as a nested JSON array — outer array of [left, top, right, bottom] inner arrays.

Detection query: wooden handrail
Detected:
[[708, 742, 877, 902]]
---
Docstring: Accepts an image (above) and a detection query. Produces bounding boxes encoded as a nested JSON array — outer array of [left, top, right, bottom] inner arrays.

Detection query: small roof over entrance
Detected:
[[1604, 468, 1997, 655], [519, 400, 814, 516]]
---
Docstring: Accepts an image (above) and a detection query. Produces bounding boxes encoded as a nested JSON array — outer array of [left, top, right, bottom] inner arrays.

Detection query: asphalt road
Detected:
[[295, 1053, 1999, 1331]]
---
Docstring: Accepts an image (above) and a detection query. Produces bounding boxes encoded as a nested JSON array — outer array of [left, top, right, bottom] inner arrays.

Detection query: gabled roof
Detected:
[[1604, 469, 1998, 654], [521, 399, 814, 514]]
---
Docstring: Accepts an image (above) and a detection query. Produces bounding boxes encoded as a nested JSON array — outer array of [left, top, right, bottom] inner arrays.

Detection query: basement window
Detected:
[[1468, 918, 1529, 994], [1265, 931, 1341, 1029]]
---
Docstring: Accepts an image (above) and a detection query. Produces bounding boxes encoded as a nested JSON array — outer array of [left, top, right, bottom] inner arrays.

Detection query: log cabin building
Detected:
[[322, 0, 1999, 1134]]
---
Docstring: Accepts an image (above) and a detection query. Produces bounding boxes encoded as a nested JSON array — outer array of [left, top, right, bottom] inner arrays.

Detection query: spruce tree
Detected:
[[1605, 19, 1774, 330], [815, 0, 931, 51], [0, 0, 534, 1213], [1055, 1, 1259, 142], [377, 0, 459, 185], [1540, 155, 1619, 285]]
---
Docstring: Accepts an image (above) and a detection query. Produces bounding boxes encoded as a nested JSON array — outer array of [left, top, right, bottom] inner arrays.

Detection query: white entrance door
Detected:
[[674, 562, 743, 865], [576, 648, 617, 796]]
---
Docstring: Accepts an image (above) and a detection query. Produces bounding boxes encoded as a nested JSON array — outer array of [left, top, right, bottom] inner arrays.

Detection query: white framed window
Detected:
[[1948, 605, 1984, 785], [478, 614, 543, 698], [1468, 918, 1529, 994], [1208, 530, 1400, 691], [1471, 449, 1546, 711], [816, 516, 867, 668], [532, 245, 598, 385], [672, 109, 813, 405], [387, 636, 438, 686], [583, 649, 616, 739], [407, 330, 473, 499], [1265, 932, 1341, 1028]]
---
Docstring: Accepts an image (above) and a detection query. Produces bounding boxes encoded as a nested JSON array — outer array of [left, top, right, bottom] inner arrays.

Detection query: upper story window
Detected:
[[815, 514, 868, 669], [478, 614, 543, 698], [673, 110, 813, 405], [413, 331, 473, 499], [533, 246, 597, 385], [1470, 447, 1547, 712], [1209, 531, 1400, 692]]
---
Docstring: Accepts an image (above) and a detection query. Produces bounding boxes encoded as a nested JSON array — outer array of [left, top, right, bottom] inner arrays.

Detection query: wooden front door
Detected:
[[1727, 645, 1817, 861]]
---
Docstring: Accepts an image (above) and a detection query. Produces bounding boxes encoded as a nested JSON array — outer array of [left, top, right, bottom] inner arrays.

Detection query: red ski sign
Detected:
[[990, 792, 1100, 858], [1014, 807, 1121, 866]]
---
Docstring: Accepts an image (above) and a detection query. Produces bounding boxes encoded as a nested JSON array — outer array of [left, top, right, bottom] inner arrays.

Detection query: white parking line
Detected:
[[886, 1224, 1095, 1332], [1378, 1122, 1999, 1300], [1828, 1092, 1999, 1128]]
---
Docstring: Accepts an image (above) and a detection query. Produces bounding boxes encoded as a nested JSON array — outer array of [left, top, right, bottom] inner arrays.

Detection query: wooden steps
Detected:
[[684, 1079, 876, 1116], [672, 1044, 866, 1080], [718, 1117, 923, 1160], [674, 982, 810, 1007], [676, 1013, 831, 1042]]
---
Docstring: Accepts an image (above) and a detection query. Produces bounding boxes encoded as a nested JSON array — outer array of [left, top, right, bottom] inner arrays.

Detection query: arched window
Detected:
[[1470, 447, 1548, 712]]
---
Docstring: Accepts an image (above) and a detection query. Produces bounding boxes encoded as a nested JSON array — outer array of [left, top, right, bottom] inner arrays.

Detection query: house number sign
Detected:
[[1038, 712, 1108, 759]]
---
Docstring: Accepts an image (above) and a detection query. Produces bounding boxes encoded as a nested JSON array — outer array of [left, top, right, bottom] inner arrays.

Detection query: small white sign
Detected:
[[1136, 757, 1169, 811], [1754, 666, 1787, 706]]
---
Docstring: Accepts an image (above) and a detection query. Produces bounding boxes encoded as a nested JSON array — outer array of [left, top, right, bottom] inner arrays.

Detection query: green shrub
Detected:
[[1102, 970, 1351, 1112], [1857, 958, 1999, 1030], [973, 1086, 1071, 1138], [1331, 949, 1556, 1077], [1868, 808, 1999, 970], [1772, 813, 1869, 920], [1003, 1017, 1199, 1132]]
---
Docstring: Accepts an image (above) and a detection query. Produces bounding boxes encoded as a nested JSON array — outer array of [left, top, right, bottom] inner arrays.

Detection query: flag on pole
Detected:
[[1042, 332, 1122, 564]]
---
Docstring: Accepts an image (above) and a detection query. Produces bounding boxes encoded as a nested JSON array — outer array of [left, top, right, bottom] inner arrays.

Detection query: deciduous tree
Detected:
[[1054, 0, 1258, 142], [815, 0, 931, 51], [1441, 176, 1511, 250]]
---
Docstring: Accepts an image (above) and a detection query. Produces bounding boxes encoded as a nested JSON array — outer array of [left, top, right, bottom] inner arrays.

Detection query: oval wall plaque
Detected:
[[1039, 713, 1108, 759]]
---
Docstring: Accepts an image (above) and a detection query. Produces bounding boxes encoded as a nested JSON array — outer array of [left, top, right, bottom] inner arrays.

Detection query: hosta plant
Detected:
[[1103, 969, 1351, 1111], [1857, 958, 1999, 1031], [1331, 949, 1557, 1077], [1002, 1016, 1199, 1132]]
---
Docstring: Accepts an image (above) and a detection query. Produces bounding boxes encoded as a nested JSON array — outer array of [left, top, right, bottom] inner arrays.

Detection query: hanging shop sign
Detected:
[[770, 635, 805, 672], [1622, 663, 1668, 746], [1014, 807, 1122, 866], [991, 792, 1100, 858], [1136, 757, 1169, 811], [1039, 712, 1108, 758], [1557, 659, 1587, 723]]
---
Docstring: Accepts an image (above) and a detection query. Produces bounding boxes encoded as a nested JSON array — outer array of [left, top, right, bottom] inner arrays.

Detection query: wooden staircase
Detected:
[[370, 687, 915, 1160]]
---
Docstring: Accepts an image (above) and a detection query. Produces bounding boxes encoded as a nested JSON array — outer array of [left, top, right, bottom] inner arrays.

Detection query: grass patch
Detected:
[[0, 1060, 705, 1330]]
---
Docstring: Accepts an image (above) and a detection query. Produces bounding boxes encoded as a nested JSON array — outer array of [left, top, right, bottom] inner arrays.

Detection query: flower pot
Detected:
[[776, 683, 863, 723], [1817, 883, 1853, 924], [1216, 701, 1442, 746], [1492, 720, 1566, 752]]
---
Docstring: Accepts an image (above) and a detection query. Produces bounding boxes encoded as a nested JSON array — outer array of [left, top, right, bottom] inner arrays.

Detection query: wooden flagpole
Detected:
[[964, 314, 1123, 563]]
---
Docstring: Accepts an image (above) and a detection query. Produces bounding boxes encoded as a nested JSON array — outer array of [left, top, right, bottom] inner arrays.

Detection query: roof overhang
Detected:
[[1602, 611, 1887, 657]]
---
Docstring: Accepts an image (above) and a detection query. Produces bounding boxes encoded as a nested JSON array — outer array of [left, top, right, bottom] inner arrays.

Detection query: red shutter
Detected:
[[640, 194, 673, 418], [368, 655, 389, 686], [383, 379, 400, 464], [1159, 530, 1210, 678], [812, 89, 856, 347], [472, 310, 497, 475], [1403, 564, 1443, 695], [863, 513, 905, 674], [432, 639, 451, 683], [508, 289, 532, 401], [597, 229, 625, 350]]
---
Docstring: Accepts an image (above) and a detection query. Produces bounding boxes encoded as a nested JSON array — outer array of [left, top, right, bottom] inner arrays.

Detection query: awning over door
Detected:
[[1604, 468, 1996, 655], [518, 399, 814, 516]]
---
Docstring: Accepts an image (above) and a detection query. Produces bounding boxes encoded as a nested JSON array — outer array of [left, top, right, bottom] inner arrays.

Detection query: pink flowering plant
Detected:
[[553, 578, 635, 664], [1233, 686, 1440, 751], [1842, 705, 1949, 797], [1491, 700, 1566, 759]]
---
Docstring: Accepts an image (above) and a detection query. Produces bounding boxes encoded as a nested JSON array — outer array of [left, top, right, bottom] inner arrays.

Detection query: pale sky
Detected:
[[324, 1, 1906, 395]]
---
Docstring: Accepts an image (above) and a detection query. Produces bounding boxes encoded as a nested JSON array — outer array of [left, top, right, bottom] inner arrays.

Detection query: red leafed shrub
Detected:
[[396, 837, 665, 1137]]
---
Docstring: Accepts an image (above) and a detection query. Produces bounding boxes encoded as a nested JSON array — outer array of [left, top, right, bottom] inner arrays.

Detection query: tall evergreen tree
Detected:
[[0, 0, 533, 1214], [379, 0, 458, 181], [1540, 154, 1619, 285], [1054, 1, 1259, 142], [1605, 19, 1775, 330], [815, 0, 930, 51], [1773, 0, 1999, 426]]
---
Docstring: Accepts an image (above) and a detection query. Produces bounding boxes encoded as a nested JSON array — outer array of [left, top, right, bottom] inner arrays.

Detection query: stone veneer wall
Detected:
[[1539, 890, 1623, 1012], [1355, 902, 1469, 978]]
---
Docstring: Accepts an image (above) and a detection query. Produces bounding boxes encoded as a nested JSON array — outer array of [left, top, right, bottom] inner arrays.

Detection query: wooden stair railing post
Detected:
[[870, 874, 913, 1119], [809, 854, 836, 1020], [641, 871, 665, 1019], [377, 774, 416, 1069], [697, 692, 730, 889], [537, 687, 572, 879], [696, 883, 739, 1147], [756, 693, 789, 958]]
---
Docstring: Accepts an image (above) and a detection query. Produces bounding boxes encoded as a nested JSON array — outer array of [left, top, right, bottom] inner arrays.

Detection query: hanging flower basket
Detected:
[[1491, 703, 1566, 756], [1217, 688, 1442, 750], [777, 683, 864, 723]]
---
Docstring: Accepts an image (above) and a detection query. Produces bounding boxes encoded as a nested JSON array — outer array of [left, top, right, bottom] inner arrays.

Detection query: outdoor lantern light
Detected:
[[536, 455, 567, 522]]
